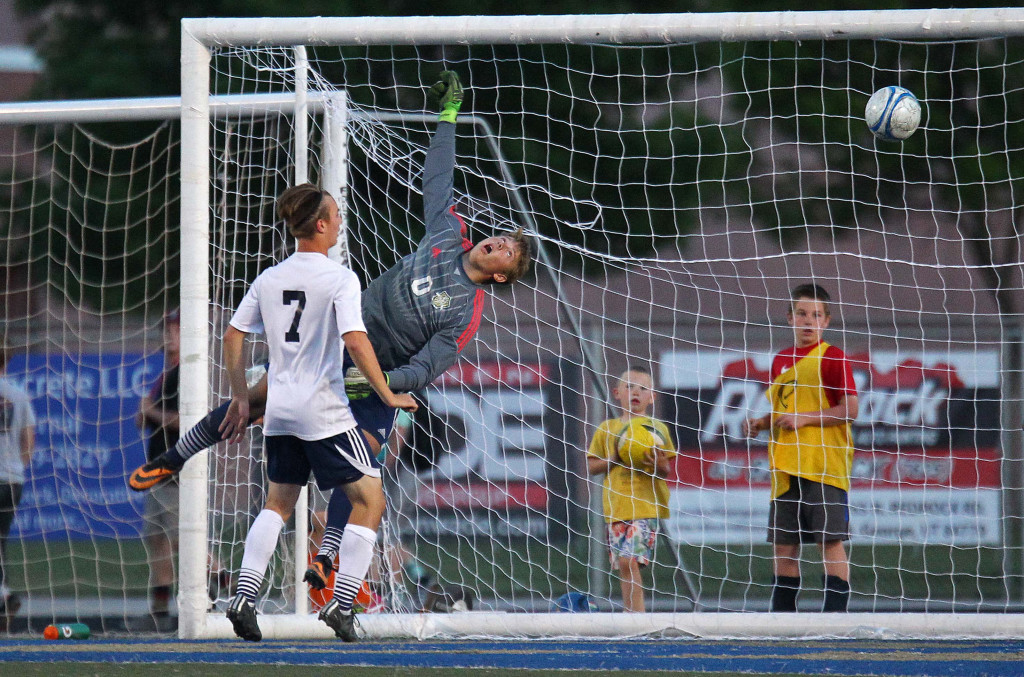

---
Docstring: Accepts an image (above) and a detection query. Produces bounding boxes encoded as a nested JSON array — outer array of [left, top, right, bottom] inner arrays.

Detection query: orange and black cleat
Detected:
[[129, 453, 181, 491], [303, 554, 335, 591]]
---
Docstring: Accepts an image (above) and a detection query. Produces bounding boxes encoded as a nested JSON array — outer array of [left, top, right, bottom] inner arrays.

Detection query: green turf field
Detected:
[[2, 537, 1011, 610], [5, 539, 151, 599], [414, 538, 1010, 609]]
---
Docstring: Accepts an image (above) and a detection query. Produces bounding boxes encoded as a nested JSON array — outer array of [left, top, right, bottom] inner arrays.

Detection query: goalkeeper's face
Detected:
[[469, 235, 523, 284]]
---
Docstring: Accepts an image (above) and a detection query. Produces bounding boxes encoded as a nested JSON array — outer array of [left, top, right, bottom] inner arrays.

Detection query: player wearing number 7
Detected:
[[220, 184, 417, 642], [129, 71, 533, 622]]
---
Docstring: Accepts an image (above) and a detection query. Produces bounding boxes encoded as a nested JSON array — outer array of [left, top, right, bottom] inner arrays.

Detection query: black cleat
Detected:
[[319, 598, 358, 642], [1, 594, 21, 618], [226, 594, 262, 642], [0, 594, 19, 633], [129, 452, 182, 491], [303, 554, 334, 591]]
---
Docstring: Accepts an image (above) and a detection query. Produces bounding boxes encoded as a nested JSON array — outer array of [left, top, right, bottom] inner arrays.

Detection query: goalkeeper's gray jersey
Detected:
[[361, 122, 487, 393]]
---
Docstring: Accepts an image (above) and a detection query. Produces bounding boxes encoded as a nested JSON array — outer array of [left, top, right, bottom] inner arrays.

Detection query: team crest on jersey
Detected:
[[431, 291, 452, 310]]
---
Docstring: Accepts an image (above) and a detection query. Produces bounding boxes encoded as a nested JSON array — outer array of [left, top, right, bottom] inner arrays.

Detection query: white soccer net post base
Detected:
[[169, 9, 1024, 640], [201, 611, 1024, 641]]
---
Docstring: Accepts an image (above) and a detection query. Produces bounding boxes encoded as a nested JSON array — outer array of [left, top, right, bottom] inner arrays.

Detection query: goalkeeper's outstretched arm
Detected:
[[423, 71, 465, 237], [346, 327, 462, 398], [383, 328, 462, 393]]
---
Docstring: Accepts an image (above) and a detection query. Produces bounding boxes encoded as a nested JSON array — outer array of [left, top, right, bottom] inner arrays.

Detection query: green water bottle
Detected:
[[43, 622, 90, 640]]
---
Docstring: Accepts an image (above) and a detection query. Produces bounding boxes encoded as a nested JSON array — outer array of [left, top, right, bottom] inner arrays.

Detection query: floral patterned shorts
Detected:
[[607, 518, 658, 566]]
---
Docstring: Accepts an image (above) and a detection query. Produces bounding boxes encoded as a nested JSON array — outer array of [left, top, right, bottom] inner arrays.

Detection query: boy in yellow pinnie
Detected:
[[743, 283, 859, 612], [587, 366, 676, 612]]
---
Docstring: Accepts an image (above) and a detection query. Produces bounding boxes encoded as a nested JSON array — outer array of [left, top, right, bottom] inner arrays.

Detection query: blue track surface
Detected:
[[3, 639, 1024, 675]]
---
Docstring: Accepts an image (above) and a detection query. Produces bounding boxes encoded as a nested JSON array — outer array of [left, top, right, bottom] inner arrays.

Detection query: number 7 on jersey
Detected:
[[282, 290, 306, 342]]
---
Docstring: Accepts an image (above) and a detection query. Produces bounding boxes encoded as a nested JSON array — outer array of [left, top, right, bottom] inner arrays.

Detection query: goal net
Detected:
[[0, 103, 183, 633], [178, 11, 1024, 639], [5, 9, 1022, 639]]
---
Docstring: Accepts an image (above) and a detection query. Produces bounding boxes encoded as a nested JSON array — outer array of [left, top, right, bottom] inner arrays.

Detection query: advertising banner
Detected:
[[404, 360, 582, 539], [8, 353, 160, 540], [659, 350, 1002, 545]]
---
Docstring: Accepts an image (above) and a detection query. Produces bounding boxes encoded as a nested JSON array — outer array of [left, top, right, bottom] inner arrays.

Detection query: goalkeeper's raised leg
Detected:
[[129, 369, 269, 491]]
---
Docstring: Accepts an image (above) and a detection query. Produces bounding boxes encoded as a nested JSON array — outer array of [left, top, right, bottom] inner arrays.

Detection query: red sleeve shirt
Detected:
[[771, 342, 857, 408]]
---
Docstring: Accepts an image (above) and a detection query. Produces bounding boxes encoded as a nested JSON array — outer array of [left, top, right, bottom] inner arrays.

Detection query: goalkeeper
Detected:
[[130, 70, 532, 575]]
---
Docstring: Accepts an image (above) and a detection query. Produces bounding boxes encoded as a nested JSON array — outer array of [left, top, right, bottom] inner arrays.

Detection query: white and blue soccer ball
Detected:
[[865, 86, 921, 141]]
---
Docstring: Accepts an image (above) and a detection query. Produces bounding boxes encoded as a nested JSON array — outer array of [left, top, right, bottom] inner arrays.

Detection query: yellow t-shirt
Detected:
[[767, 341, 854, 498], [587, 415, 677, 522]]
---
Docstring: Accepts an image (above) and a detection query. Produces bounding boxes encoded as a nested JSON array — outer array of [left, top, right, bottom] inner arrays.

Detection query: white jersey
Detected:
[[229, 252, 367, 440], [0, 376, 35, 484]]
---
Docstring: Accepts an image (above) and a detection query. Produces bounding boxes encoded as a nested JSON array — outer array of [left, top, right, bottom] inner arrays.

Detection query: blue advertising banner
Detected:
[[6, 352, 164, 540]]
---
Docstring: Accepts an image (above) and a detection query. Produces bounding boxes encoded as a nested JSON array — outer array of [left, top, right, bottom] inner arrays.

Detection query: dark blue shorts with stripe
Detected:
[[265, 427, 381, 490]]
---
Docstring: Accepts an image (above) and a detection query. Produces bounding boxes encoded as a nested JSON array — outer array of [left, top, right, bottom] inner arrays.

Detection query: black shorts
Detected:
[[265, 428, 380, 491], [768, 474, 850, 545], [342, 353, 399, 447], [0, 482, 23, 539]]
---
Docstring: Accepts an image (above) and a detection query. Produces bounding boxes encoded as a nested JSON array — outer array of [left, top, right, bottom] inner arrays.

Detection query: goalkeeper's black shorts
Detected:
[[342, 353, 400, 447]]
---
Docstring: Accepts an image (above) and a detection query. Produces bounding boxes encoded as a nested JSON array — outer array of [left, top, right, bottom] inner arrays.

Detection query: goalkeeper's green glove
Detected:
[[430, 70, 463, 124], [345, 366, 387, 400]]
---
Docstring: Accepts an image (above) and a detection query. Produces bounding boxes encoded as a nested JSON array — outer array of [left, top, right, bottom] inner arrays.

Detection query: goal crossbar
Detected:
[[182, 10, 1024, 47]]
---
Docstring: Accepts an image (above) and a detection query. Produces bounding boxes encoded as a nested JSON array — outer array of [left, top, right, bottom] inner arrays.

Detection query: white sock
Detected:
[[236, 509, 285, 601], [332, 524, 376, 612]]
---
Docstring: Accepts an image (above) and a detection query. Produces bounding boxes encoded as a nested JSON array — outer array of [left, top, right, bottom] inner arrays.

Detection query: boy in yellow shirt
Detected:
[[587, 367, 676, 612], [743, 284, 859, 612]]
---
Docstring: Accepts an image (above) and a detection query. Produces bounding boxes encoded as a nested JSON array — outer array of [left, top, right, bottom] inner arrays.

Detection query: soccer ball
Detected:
[[865, 86, 921, 141], [617, 417, 668, 468]]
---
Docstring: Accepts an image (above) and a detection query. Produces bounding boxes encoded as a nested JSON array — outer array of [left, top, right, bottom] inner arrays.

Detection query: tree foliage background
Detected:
[[10, 0, 1023, 316]]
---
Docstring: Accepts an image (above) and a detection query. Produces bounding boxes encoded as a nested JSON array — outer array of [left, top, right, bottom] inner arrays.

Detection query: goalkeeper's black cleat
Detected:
[[303, 554, 335, 591], [227, 594, 262, 642], [319, 598, 358, 642], [129, 452, 183, 492]]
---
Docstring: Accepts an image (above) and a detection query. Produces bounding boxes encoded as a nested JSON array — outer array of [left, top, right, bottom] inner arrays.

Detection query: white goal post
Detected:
[[0, 91, 344, 634], [179, 10, 1024, 640]]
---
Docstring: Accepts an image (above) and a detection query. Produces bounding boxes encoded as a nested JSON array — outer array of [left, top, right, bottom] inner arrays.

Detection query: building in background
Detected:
[[0, 0, 41, 331], [0, 0, 39, 104]]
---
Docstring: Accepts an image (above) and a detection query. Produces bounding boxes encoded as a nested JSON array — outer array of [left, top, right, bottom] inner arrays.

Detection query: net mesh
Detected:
[[0, 119, 181, 630], [202, 39, 1021, 620], [0, 28, 1021, 636]]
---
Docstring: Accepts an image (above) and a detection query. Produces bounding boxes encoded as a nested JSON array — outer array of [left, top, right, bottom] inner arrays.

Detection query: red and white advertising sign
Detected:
[[659, 350, 1002, 545], [405, 360, 578, 538]]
